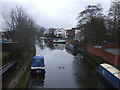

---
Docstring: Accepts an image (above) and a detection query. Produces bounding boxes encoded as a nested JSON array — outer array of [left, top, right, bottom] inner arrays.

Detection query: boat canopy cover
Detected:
[[32, 56, 44, 67], [33, 56, 44, 59]]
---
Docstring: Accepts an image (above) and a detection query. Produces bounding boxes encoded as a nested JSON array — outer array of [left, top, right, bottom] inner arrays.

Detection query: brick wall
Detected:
[[103, 44, 120, 48], [66, 40, 84, 46], [86, 45, 120, 68]]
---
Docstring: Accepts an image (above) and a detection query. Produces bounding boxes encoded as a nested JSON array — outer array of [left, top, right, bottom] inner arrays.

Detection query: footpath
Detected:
[[7, 55, 32, 88]]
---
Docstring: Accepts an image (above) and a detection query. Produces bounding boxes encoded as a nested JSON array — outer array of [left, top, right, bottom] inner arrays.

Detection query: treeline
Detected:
[[76, 0, 120, 44], [3, 6, 45, 52]]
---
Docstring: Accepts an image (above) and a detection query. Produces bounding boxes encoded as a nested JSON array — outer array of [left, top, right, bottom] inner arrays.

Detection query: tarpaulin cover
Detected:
[[32, 56, 44, 67]]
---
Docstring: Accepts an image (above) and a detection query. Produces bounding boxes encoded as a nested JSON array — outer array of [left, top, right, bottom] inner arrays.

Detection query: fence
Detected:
[[0, 61, 17, 79]]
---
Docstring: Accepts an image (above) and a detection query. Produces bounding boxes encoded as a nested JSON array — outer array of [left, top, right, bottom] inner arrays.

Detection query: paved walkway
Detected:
[[7, 55, 32, 88]]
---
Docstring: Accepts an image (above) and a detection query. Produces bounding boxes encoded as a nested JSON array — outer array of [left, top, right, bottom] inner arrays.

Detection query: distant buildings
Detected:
[[66, 28, 84, 42], [66, 29, 75, 39], [45, 28, 56, 38], [45, 27, 84, 42], [54, 28, 67, 38], [45, 28, 67, 38]]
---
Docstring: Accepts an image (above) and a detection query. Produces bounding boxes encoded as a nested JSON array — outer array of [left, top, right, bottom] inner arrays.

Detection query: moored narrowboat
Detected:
[[53, 39, 66, 43], [31, 56, 45, 74], [66, 43, 79, 53], [98, 63, 120, 89]]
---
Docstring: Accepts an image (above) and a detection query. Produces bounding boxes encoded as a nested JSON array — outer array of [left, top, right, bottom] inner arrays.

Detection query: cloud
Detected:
[[1, 0, 111, 30]]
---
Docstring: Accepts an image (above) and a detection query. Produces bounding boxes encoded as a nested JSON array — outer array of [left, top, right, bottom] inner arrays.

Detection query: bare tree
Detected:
[[77, 4, 106, 44], [108, 0, 120, 44], [35, 26, 46, 39], [108, 0, 120, 30], [3, 5, 37, 51]]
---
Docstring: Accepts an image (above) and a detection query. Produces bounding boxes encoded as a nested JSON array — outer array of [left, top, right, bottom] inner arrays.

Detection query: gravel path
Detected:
[[7, 55, 32, 88]]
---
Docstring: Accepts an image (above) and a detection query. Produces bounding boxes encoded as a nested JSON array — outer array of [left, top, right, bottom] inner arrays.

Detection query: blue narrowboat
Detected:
[[98, 63, 120, 89], [31, 56, 45, 74], [66, 44, 79, 52], [66, 43, 79, 55]]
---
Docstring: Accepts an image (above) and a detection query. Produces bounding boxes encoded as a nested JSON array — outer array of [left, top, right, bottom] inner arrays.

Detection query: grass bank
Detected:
[[15, 47, 36, 88]]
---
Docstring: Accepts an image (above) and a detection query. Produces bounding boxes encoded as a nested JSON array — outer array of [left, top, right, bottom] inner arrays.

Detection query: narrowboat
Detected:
[[66, 43, 79, 53], [98, 63, 120, 89], [31, 56, 45, 74]]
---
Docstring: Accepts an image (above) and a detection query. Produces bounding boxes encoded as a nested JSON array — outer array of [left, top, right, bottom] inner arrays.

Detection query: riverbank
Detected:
[[86, 45, 120, 69], [2, 52, 29, 88], [15, 60, 31, 88], [6, 52, 33, 88], [66, 40, 119, 68], [2, 45, 36, 89], [67, 40, 102, 64], [13, 47, 36, 88], [80, 50, 105, 67]]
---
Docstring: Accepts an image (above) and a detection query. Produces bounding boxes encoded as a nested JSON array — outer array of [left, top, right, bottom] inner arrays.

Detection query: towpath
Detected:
[[7, 55, 32, 88]]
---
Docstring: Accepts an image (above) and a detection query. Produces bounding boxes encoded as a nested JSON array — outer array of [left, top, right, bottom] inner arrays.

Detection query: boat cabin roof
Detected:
[[100, 63, 120, 79], [33, 56, 44, 60], [32, 56, 45, 67]]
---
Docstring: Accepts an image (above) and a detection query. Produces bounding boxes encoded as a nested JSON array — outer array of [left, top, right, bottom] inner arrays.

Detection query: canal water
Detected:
[[27, 40, 107, 88]]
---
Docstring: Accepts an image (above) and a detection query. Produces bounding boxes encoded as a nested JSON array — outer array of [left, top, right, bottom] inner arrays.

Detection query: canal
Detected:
[[27, 40, 107, 88]]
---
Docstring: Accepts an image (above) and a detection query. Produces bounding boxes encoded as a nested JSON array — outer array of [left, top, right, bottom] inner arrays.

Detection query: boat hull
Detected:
[[31, 69, 46, 74], [97, 70, 118, 89], [97, 64, 120, 89]]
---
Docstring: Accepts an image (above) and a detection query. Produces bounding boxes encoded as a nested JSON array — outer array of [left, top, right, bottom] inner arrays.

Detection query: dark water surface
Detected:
[[28, 40, 106, 88]]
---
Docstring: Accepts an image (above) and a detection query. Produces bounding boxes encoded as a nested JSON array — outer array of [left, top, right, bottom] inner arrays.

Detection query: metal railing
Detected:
[[0, 61, 17, 76]]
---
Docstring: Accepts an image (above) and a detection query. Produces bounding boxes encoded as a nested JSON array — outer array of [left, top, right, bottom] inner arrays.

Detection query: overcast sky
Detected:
[[1, 0, 112, 31]]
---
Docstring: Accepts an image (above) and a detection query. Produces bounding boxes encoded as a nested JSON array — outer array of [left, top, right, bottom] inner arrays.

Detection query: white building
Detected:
[[54, 28, 67, 38]]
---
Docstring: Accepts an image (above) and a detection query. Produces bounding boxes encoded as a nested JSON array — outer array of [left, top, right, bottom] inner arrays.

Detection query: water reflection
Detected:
[[66, 48, 78, 56], [45, 42, 54, 50], [73, 53, 98, 88], [73, 53, 107, 88], [53, 43, 66, 50], [74, 53, 84, 60], [28, 74, 45, 88], [44, 41, 66, 50], [36, 39, 45, 49]]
